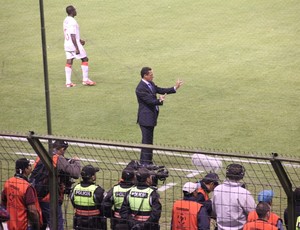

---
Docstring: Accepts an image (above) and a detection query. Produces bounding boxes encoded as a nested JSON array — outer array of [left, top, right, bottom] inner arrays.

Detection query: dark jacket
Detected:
[[136, 80, 176, 127], [196, 181, 213, 216], [284, 201, 300, 229]]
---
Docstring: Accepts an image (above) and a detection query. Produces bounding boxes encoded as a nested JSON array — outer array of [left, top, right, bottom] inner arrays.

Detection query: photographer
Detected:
[[120, 167, 161, 230], [31, 140, 81, 230]]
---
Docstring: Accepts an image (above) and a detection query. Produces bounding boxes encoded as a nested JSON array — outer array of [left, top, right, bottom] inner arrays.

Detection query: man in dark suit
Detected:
[[136, 66, 183, 167]]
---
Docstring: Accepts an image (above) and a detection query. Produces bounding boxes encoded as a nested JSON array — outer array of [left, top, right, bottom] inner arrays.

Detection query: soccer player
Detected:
[[63, 5, 96, 87]]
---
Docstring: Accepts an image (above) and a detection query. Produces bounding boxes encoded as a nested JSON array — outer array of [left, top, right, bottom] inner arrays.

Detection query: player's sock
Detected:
[[81, 62, 89, 82], [65, 64, 72, 84]]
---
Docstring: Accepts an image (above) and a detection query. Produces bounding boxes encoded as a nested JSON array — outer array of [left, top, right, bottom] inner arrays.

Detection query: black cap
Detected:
[[202, 173, 219, 185], [16, 158, 30, 173], [81, 165, 100, 178], [122, 169, 135, 181], [53, 140, 68, 150]]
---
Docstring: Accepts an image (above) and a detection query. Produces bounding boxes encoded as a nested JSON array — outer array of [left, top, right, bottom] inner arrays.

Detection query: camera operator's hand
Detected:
[[68, 156, 80, 164]]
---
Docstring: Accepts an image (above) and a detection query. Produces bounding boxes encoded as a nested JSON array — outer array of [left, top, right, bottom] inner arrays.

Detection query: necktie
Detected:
[[147, 83, 153, 92], [147, 83, 159, 111]]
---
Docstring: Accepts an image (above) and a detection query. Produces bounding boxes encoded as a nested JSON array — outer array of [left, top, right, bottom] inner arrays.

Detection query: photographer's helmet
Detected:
[[226, 164, 245, 181], [53, 140, 69, 151], [81, 165, 100, 179]]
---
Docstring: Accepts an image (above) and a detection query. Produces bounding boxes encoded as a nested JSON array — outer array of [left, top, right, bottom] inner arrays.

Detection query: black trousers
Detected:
[[111, 217, 129, 230], [73, 215, 107, 230], [139, 125, 154, 165]]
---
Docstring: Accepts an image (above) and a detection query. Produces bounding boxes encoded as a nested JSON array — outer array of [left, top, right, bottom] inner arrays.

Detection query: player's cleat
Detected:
[[82, 79, 96, 86], [66, 83, 76, 88]]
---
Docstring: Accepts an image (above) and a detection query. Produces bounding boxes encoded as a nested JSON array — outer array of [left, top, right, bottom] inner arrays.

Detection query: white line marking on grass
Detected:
[[15, 152, 36, 156], [4, 137, 299, 169], [186, 172, 201, 178], [115, 162, 129, 166], [169, 168, 203, 173], [168, 168, 203, 178], [157, 183, 176, 192], [15, 152, 101, 163]]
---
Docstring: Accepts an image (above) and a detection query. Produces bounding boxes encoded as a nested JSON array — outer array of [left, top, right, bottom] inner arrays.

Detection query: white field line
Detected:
[[157, 183, 177, 192], [3, 135, 299, 168]]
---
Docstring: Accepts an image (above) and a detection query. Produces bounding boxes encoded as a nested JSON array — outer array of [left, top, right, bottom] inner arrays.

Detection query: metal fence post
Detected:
[[270, 153, 295, 230], [27, 132, 58, 230]]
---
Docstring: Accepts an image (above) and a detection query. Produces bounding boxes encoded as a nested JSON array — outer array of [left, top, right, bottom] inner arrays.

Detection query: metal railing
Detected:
[[0, 132, 299, 230]]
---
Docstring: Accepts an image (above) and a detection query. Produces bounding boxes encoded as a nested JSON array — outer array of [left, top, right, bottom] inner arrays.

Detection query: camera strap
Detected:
[[133, 195, 146, 219]]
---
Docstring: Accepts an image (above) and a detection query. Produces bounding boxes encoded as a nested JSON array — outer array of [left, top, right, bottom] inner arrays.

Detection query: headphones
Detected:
[[226, 164, 245, 180]]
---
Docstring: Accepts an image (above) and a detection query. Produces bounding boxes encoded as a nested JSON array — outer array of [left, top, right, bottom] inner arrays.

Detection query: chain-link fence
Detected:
[[0, 132, 299, 230]]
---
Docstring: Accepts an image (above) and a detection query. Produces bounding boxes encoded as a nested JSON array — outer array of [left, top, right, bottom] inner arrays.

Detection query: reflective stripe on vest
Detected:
[[132, 215, 150, 221], [75, 209, 100, 216], [172, 200, 202, 230], [73, 184, 100, 216], [114, 211, 121, 218], [128, 187, 153, 221]]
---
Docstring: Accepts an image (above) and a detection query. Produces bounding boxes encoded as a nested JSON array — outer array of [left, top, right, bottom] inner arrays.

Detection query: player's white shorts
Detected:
[[65, 45, 87, 60]]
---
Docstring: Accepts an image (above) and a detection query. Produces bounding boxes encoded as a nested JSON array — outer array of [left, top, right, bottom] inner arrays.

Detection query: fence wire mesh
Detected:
[[0, 133, 299, 230]]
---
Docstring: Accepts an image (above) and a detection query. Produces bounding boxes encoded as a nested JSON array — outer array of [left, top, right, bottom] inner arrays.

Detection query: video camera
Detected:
[[125, 160, 169, 186], [59, 172, 75, 195], [151, 167, 169, 187]]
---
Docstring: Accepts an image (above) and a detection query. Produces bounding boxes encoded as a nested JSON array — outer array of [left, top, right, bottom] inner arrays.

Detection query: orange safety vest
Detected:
[[197, 187, 209, 201], [4, 176, 42, 230], [172, 200, 202, 230], [243, 219, 278, 230], [33, 155, 60, 202], [33, 154, 59, 168], [247, 210, 282, 227]]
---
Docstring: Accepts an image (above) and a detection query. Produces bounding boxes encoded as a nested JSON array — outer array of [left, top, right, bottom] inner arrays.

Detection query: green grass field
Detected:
[[1, 0, 300, 156]]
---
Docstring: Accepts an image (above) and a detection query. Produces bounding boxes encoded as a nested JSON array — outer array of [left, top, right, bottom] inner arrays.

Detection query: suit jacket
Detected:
[[136, 80, 176, 127]]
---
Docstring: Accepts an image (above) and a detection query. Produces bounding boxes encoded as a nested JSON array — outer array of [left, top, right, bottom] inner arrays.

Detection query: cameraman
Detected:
[[70, 165, 106, 230], [120, 167, 161, 230], [33, 140, 81, 230]]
